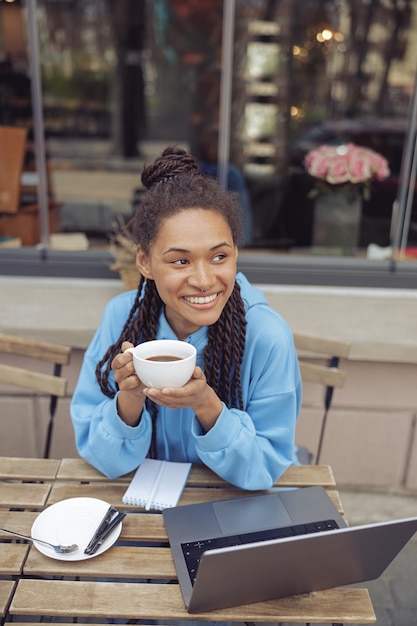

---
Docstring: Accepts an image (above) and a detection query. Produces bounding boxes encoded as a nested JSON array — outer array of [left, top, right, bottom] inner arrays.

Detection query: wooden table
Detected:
[[0, 457, 376, 625]]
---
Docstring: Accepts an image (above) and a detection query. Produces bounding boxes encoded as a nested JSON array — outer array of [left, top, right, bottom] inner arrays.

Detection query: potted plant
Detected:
[[304, 143, 390, 254]]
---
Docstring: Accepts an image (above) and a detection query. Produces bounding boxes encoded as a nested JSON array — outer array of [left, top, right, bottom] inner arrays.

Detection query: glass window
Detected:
[[0, 0, 416, 269]]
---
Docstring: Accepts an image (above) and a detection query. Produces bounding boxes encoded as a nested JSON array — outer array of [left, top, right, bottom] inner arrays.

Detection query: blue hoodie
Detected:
[[70, 273, 302, 489]]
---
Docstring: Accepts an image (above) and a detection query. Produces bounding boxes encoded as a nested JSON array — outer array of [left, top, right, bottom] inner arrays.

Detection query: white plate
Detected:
[[31, 497, 123, 561]]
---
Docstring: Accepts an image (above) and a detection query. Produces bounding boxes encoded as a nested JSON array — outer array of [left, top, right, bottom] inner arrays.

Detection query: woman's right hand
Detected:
[[112, 341, 147, 426]]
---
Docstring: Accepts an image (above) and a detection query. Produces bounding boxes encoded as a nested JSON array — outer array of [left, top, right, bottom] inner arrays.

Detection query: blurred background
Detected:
[[1, 0, 417, 263]]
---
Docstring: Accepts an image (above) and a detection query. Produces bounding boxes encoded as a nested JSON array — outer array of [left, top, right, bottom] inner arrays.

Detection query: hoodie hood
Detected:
[[236, 272, 270, 312]]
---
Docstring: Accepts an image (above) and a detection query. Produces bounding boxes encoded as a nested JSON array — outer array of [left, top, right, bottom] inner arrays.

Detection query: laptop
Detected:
[[162, 486, 417, 613]]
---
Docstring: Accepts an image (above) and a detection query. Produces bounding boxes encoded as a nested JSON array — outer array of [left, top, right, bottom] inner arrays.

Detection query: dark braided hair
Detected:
[[96, 146, 247, 458]]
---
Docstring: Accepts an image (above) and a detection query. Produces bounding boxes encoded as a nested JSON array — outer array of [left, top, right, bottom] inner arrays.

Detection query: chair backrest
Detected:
[[293, 332, 351, 464], [0, 126, 28, 214], [0, 333, 71, 457]]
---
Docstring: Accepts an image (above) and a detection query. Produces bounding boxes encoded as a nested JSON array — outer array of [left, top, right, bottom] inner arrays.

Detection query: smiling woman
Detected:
[[136, 208, 238, 340], [70, 146, 302, 490]]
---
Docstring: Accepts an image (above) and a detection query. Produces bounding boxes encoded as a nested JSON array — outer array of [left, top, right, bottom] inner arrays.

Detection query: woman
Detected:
[[71, 146, 302, 489]]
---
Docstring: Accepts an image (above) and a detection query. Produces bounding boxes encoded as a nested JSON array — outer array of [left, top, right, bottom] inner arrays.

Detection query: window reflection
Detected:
[[0, 0, 416, 262]]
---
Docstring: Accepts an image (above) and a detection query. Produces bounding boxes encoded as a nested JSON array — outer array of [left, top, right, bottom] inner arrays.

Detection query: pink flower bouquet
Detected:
[[304, 143, 390, 199]]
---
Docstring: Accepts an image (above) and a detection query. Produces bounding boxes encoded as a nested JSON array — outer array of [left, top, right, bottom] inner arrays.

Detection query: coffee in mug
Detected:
[[146, 355, 183, 362], [125, 340, 196, 388]]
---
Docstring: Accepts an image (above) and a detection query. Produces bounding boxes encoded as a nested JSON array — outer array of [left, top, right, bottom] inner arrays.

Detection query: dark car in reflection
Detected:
[[274, 119, 416, 249]]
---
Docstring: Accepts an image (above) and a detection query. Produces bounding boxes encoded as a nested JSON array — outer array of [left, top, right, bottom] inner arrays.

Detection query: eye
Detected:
[[213, 252, 227, 262], [172, 258, 188, 265]]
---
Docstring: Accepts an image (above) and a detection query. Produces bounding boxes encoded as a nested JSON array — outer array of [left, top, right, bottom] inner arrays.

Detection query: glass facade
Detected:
[[1, 0, 417, 267]]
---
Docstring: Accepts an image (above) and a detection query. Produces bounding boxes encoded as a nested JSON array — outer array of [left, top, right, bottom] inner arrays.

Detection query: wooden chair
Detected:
[[0, 333, 71, 458], [294, 332, 351, 464]]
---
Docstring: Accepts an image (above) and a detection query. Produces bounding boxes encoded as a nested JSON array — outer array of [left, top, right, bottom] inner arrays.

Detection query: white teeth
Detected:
[[185, 293, 217, 304]]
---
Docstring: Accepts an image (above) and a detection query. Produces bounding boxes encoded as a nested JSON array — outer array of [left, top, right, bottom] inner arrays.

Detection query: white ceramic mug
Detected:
[[125, 339, 197, 389]]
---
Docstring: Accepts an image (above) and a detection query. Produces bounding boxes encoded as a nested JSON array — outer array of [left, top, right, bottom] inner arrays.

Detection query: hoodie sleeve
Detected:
[[70, 295, 153, 478], [192, 305, 302, 490]]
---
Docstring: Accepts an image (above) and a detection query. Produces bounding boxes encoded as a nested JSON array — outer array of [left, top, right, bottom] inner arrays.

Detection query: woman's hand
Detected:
[[112, 341, 147, 426], [143, 366, 223, 432]]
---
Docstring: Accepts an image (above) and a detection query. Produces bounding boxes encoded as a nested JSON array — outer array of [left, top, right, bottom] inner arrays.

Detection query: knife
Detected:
[[84, 510, 126, 556], [84, 506, 119, 555]]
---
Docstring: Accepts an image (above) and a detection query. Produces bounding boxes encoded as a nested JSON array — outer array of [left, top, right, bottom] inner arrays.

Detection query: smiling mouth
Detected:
[[184, 293, 218, 305]]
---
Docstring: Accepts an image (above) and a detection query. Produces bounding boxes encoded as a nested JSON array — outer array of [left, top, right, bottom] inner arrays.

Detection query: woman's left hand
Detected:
[[143, 366, 223, 431]]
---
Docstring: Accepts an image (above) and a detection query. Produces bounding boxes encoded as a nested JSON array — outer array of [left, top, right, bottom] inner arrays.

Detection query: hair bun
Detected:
[[141, 146, 200, 189]]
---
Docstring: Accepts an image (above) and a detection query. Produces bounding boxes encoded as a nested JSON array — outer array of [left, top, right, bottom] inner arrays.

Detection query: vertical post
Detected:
[[390, 60, 417, 268], [399, 137, 417, 254], [217, 0, 236, 188], [26, 0, 50, 251]]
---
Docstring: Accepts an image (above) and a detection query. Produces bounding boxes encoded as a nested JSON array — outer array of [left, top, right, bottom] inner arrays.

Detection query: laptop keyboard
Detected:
[[181, 519, 339, 584]]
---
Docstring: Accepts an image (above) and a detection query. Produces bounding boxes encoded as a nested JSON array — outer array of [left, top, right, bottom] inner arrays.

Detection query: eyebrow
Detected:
[[162, 242, 233, 255]]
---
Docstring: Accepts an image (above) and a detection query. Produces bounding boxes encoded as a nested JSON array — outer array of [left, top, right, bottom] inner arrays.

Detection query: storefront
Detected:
[[1, 0, 417, 286]]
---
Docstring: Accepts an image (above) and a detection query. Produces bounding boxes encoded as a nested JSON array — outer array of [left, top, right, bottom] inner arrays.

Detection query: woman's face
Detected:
[[136, 208, 238, 340]]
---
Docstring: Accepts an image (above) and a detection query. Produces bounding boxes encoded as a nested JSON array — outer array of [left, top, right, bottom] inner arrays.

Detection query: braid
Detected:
[[96, 277, 163, 398], [95, 279, 143, 399], [129, 279, 163, 344], [204, 282, 246, 408], [96, 278, 162, 459], [230, 286, 246, 408], [141, 146, 200, 190]]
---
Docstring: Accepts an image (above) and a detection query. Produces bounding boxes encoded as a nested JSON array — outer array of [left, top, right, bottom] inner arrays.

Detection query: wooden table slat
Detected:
[[0, 543, 29, 575], [0, 457, 60, 481], [13, 620, 159, 626], [327, 489, 344, 515], [0, 511, 38, 537], [280, 464, 336, 487], [56, 458, 130, 483], [47, 482, 129, 507], [120, 511, 167, 541], [10, 579, 376, 623], [0, 483, 51, 509], [56, 458, 336, 488], [0, 580, 16, 618], [189, 464, 336, 487], [24, 545, 176, 579]]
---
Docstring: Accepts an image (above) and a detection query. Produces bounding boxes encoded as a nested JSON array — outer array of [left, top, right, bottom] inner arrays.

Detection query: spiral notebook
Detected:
[[122, 459, 192, 511]]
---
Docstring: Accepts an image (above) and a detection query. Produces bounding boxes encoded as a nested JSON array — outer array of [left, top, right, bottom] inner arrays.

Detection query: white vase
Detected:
[[312, 188, 362, 256]]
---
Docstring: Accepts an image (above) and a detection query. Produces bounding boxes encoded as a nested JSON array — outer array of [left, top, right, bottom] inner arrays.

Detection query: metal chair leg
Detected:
[[315, 356, 339, 464], [43, 362, 62, 458]]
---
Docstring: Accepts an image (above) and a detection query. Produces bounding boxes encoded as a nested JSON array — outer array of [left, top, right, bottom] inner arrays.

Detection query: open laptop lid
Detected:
[[187, 516, 417, 613], [163, 486, 347, 609]]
